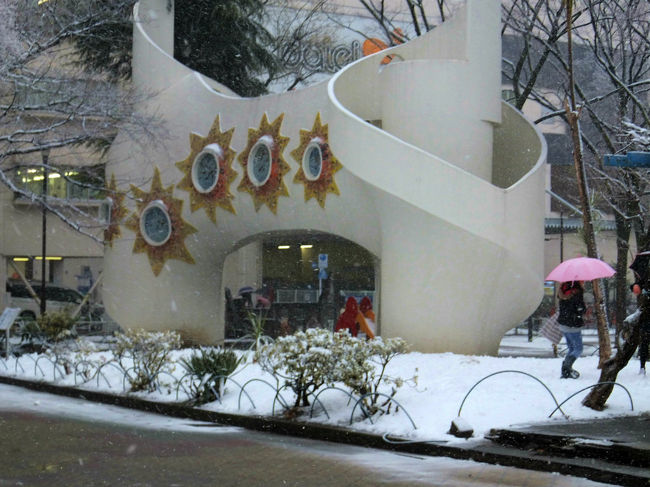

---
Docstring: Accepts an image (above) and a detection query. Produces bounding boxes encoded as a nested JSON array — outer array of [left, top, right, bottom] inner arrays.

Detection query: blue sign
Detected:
[[603, 155, 630, 166], [604, 151, 650, 167], [318, 253, 328, 269], [318, 269, 328, 280], [628, 152, 650, 166]]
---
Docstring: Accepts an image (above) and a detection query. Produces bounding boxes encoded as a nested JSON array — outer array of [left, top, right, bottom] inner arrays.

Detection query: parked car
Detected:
[[5, 280, 104, 322]]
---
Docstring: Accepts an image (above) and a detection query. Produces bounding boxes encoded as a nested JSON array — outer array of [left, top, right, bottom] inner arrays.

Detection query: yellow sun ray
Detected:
[[175, 115, 238, 224], [103, 173, 129, 247], [291, 113, 342, 208], [237, 113, 291, 214], [125, 167, 198, 276]]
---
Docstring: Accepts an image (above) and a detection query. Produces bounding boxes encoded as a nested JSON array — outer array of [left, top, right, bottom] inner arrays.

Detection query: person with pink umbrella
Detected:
[[546, 256, 616, 379], [629, 252, 650, 375]]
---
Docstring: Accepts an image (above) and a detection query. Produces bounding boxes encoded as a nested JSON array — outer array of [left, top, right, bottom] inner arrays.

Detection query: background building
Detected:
[[0, 37, 110, 318]]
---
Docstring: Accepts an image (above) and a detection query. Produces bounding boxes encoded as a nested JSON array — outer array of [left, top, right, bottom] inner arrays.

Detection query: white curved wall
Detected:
[[104, 0, 546, 353]]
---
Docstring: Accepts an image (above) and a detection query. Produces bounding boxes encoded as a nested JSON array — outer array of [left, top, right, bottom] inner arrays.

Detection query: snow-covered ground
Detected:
[[1, 330, 647, 444]]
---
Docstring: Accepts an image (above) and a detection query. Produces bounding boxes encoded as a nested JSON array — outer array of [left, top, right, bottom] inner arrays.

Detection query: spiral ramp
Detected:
[[104, 0, 546, 354]]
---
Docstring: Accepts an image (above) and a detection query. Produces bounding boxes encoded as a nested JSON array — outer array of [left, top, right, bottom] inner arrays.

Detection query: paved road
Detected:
[[0, 389, 611, 487]]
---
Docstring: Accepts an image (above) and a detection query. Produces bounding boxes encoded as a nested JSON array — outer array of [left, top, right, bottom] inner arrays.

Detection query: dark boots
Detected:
[[561, 356, 579, 379]]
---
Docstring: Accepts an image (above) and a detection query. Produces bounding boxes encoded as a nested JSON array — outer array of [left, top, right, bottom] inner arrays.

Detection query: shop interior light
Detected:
[[300, 244, 313, 249], [12, 257, 29, 262], [35, 256, 63, 261], [277, 245, 291, 250]]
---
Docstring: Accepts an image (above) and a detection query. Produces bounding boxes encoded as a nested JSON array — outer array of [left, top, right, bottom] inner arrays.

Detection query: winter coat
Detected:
[[630, 252, 650, 332], [557, 284, 585, 329], [358, 313, 375, 339], [335, 297, 361, 336], [359, 297, 376, 338], [359, 297, 375, 321], [335, 297, 375, 338]]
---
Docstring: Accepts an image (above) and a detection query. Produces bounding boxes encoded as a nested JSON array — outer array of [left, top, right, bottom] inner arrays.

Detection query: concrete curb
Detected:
[[0, 375, 647, 487], [488, 426, 650, 469]]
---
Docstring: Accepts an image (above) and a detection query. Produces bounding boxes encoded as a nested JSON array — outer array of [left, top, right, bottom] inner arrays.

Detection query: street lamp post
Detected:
[[40, 147, 50, 316]]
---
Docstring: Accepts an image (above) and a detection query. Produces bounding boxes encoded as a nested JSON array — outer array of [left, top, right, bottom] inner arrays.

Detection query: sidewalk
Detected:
[[0, 374, 648, 487], [482, 414, 650, 486], [491, 332, 650, 485], [498, 328, 606, 358]]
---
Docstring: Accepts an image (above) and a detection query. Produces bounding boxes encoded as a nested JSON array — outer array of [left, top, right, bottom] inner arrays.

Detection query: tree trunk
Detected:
[[565, 105, 612, 367], [563, 1, 612, 367], [582, 314, 640, 410]]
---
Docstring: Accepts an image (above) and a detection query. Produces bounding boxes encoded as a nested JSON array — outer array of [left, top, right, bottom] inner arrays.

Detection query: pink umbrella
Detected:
[[546, 256, 615, 282]]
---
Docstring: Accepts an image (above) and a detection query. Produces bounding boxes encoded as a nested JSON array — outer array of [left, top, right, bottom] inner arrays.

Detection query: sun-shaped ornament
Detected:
[[237, 113, 291, 214], [175, 115, 238, 224], [291, 113, 342, 208], [103, 173, 129, 247], [125, 167, 198, 276]]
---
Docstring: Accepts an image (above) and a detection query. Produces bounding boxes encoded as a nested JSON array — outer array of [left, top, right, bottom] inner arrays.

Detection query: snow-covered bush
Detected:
[[69, 338, 104, 382], [258, 329, 412, 417], [329, 331, 374, 395], [31, 311, 80, 374], [334, 337, 411, 416], [16, 319, 46, 354], [180, 347, 244, 405], [37, 310, 77, 342], [113, 329, 181, 392], [258, 328, 336, 408]]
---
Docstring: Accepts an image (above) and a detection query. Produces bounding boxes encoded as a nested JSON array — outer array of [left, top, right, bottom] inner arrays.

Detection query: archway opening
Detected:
[[222, 231, 378, 340]]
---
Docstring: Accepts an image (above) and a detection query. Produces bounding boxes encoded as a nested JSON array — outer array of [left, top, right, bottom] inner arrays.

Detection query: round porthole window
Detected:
[[247, 136, 273, 187], [140, 201, 172, 246], [303, 139, 324, 181], [191, 144, 222, 193]]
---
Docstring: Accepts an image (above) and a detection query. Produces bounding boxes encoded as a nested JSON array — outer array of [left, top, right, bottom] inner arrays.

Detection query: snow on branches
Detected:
[[258, 328, 414, 416], [622, 121, 650, 151], [0, 0, 161, 243]]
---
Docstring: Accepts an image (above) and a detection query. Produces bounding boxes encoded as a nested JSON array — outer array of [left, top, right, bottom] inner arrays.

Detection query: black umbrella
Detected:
[[629, 251, 650, 285], [238, 286, 255, 296]]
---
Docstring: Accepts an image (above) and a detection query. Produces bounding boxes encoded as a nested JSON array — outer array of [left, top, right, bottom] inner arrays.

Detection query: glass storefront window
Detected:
[[14, 166, 104, 200]]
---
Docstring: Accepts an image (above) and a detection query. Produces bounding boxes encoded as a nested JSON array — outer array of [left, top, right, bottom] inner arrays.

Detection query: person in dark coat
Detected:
[[631, 283, 650, 375], [630, 252, 650, 375], [557, 281, 585, 379]]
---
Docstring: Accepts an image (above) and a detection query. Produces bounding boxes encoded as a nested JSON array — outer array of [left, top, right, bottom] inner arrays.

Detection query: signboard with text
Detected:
[[604, 151, 650, 167]]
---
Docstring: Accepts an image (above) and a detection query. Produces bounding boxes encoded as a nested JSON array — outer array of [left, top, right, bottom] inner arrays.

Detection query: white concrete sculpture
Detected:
[[104, 0, 546, 354]]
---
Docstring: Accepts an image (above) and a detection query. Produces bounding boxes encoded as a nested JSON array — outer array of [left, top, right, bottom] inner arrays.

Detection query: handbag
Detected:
[[540, 312, 562, 345]]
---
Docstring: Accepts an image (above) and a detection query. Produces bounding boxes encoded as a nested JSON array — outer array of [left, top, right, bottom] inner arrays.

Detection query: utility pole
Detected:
[[40, 148, 50, 316]]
